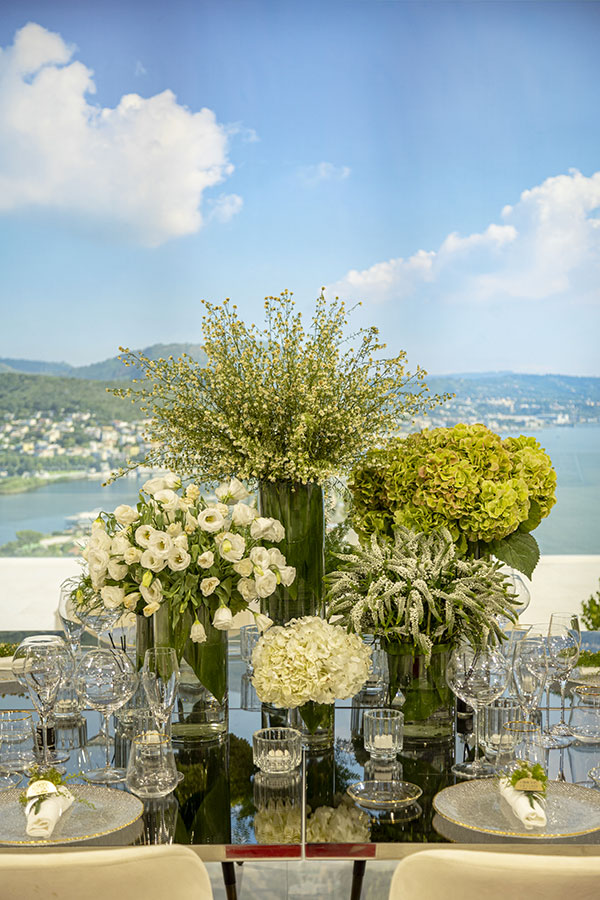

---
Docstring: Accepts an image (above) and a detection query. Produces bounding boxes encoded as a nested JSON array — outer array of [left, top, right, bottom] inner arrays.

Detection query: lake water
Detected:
[[0, 476, 147, 547], [0, 425, 598, 554]]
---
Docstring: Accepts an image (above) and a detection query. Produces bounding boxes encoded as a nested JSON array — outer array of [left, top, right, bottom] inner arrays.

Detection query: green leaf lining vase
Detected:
[[292, 701, 335, 747], [258, 480, 325, 624]]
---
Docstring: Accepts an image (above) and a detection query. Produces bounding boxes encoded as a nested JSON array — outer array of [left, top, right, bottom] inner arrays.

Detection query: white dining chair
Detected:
[[388, 848, 600, 900], [0, 845, 214, 900]]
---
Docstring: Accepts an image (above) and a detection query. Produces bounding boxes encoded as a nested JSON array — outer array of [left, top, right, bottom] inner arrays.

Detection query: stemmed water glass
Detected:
[[142, 648, 180, 736], [446, 643, 509, 778], [75, 595, 123, 745], [512, 636, 547, 723], [548, 613, 581, 738], [13, 639, 69, 771], [77, 648, 137, 783], [504, 568, 531, 618]]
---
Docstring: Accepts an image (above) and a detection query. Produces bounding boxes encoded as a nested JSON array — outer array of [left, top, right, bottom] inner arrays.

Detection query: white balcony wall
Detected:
[[0, 556, 599, 632]]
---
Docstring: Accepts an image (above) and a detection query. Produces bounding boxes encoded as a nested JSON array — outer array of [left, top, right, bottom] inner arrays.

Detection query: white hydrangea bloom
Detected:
[[252, 617, 371, 708]]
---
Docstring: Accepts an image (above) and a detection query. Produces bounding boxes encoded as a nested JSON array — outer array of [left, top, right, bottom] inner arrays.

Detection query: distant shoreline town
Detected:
[[0, 411, 149, 494]]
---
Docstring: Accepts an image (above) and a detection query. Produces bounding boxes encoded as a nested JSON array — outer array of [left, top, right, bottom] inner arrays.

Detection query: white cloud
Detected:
[[207, 193, 243, 223], [0, 22, 241, 246], [134, 60, 147, 77], [297, 161, 351, 186], [330, 169, 600, 306]]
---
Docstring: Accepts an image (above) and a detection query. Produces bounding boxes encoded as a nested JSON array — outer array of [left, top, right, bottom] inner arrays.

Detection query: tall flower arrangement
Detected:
[[350, 424, 556, 578], [69, 475, 294, 702], [109, 291, 447, 624]]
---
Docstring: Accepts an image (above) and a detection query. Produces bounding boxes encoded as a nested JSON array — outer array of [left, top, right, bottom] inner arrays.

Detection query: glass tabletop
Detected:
[[2, 631, 600, 856]]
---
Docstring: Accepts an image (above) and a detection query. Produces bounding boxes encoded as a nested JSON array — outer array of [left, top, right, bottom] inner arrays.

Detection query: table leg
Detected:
[[221, 861, 238, 900], [351, 860, 366, 900]]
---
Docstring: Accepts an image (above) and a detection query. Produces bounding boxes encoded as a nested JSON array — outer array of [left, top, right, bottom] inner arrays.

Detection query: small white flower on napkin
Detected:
[[24, 779, 75, 838], [499, 777, 546, 829]]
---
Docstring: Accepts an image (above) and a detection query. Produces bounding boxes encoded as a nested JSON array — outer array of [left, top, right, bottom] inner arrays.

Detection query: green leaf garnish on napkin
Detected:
[[19, 766, 94, 810], [508, 762, 547, 809]]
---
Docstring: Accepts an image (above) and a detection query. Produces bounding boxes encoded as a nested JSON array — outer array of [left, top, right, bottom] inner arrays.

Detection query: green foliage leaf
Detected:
[[518, 498, 543, 533], [581, 581, 600, 630], [488, 532, 540, 579]]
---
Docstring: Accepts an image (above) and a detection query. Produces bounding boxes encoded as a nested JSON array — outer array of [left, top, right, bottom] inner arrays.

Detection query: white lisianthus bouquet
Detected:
[[70, 476, 295, 705], [251, 616, 371, 733], [77, 475, 293, 627]]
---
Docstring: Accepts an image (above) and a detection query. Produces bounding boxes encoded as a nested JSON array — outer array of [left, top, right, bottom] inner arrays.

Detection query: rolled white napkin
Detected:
[[499, 777, 546, 829], [24, 780, 75, 838]]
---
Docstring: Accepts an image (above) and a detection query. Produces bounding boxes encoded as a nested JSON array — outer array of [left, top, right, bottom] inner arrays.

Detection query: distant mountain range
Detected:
[[0, 346, 599, 417], [426, 372, 600, 402], [0, 343, 600, 405], [0, 344, 207, 381]]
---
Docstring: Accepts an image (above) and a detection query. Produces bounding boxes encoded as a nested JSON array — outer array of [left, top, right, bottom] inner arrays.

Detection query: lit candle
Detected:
[[267, 748, 291, 760], [373, 734, 395, 750]]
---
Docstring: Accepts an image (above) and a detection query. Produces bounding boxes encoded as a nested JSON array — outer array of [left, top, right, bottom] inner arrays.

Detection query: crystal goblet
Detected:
[[77, 648, 137, 783], [446, 643, 508, 779]]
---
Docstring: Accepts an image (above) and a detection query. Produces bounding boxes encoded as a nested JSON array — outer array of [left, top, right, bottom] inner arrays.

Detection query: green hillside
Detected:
[[0, 373, 139, 421]]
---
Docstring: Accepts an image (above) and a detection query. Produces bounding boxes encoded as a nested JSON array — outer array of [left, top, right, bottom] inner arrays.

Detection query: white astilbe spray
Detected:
[[327, 526, 518, 663]]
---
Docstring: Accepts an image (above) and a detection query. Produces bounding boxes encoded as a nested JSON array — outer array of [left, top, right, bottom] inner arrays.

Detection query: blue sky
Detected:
[[0, 1, 599, 374]]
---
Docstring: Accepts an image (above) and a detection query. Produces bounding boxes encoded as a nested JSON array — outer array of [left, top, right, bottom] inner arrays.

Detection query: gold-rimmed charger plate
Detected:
[[433, 780, 600, 839], [0, 784, 144, 845]]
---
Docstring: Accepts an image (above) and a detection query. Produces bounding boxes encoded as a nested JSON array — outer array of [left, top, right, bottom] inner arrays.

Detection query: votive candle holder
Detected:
[[364, 709, 404, 760], [252, 727, 302, 774]]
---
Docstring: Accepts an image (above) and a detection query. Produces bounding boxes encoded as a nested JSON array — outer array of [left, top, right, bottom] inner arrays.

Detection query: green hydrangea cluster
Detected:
[[350, 424, 556, 553]]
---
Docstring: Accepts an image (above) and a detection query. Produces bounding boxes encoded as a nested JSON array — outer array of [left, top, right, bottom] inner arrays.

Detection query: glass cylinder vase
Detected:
[[135, 603, 171, 670], [383, 642, 455, 745], [136, 604, 228, 742], [258, 480, 324, 624]]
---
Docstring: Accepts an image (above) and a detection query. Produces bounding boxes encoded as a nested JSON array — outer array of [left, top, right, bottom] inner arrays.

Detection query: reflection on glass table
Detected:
[[2, 630, 600, 859]]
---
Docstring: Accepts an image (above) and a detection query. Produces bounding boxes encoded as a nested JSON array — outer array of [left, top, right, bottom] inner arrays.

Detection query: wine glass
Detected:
[[125, 733, 179, 799], [524, 623, 561, 747], [512, 636, 547, 722], [76, 648, 137, 783], [446, 643, 509, 778], [504, 568, 531, 618], [15, 640, 69, 771], [77, 596, 122, 642], [142, 648, 180, 736], [548, 613, 581, 738], [58, 579, 86, 659], [75, 597, 124, 745]]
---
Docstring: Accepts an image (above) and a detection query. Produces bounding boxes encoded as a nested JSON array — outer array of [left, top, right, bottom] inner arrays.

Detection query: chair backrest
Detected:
[[389, 849, 600, 900], [0, 845, 213, 900]]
